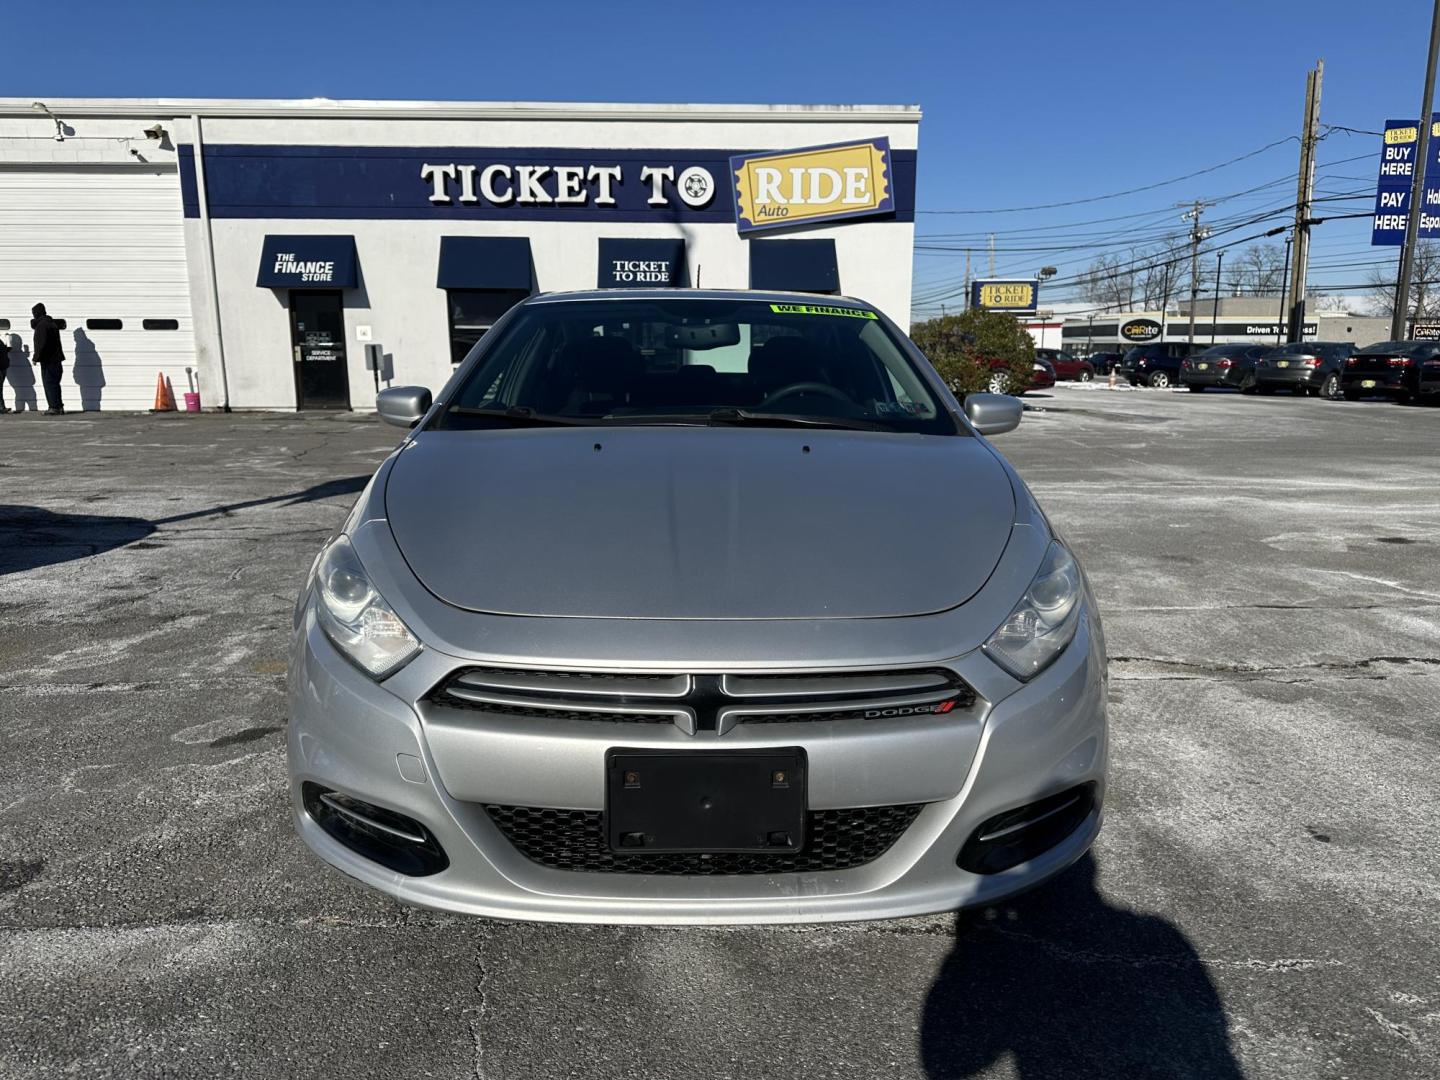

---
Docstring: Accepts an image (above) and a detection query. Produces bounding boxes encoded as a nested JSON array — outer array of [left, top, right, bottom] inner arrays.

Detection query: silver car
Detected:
[[287, 290, 1106, 924]]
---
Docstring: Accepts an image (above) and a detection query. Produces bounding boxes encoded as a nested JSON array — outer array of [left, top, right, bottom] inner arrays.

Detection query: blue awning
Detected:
[[256, 235, 358, 288], [597, 238, 687, 288], [748, 239, 840, 294], [437, 236, 534, 290]]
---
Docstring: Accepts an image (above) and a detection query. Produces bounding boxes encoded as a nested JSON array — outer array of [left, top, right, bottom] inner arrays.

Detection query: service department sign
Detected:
[[1120, 318, 1163, 343], [730, 138, 895, 234]]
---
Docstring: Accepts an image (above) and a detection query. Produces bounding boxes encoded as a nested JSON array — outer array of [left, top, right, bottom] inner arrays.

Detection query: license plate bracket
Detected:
[[606, 749, 806, 853]]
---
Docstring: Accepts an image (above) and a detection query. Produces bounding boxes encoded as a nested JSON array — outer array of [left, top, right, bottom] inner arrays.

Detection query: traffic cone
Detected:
[[152, 372, 176, 412]]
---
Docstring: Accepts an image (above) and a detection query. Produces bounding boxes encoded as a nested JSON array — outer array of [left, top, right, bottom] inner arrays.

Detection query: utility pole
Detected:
[[963, 249, 971, 311], [1212, 250, 1224, 345], [1287, 60, 1324, 343], [1393, 0, 1440, 340], [988, 234, 996, 278], [1278, 232, 1294, 344], [1180, 200, 1211, 347]]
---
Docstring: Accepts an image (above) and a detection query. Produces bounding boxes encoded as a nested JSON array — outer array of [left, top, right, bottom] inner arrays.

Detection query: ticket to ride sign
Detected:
[[731, 138, 894, 234], [1372, 116, 1440, 246], [970, 279, 1040, 313]]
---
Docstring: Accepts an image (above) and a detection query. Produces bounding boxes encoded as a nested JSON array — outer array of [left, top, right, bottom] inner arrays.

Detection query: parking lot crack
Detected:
[[468, 926, 492, 1080]]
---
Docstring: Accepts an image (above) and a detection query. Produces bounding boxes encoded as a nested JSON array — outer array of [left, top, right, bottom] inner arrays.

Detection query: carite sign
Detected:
[[1413, 323, 1440, 340], [179, 144, 917, 224], [1372, 117, 1440, 246], [1120, 318, 1163, 342], [970, 279, 1039, 312], [730, 139, 895, 234]]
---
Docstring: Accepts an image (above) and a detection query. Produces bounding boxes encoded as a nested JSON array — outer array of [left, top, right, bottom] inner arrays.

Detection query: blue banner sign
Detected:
[[1372, 117, 1440, 246], [179, 144, 916, 226]]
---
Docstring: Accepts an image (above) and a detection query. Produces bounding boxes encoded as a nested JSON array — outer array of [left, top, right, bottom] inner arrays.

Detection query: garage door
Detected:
[[0, 166, 195, 412]]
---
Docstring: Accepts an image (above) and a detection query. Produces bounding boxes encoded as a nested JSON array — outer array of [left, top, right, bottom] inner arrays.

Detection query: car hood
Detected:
[[384, 427, 1015, 620]]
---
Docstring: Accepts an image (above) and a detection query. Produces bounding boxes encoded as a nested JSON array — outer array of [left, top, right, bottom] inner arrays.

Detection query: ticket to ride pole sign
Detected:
[[730, 138, 894, 234]]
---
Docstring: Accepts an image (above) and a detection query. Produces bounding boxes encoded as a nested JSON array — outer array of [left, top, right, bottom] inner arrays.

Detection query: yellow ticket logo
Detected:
[[1387, 126, 1420, 144], [733, 139, 894, 233], [977, 282, 1036, 309]]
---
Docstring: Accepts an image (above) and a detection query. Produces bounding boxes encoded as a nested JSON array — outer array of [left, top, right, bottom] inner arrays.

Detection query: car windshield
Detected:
[[1355, 340, 1413, 354], [1195, 345, 1241, 357], [438, 297, 958, 435]]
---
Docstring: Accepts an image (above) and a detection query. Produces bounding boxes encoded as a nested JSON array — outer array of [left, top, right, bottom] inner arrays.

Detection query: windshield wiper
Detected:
[[705, 408, 884, 432], [448, 406, 587, 427]]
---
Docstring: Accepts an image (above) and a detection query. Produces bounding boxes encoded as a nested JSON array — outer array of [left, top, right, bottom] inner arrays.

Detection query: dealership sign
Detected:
[[1372, 117, 1440, 246], [1120, 318, 1163, 342], [970, 279, 1039, 313], [730, 139, 895, 234], [180, 144, 916, 226], [1413, 323, 1440, 340]]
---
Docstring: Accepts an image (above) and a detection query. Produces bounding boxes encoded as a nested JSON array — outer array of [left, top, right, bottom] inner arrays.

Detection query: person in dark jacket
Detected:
[[32, 303, 65, 414], [0, 332, 10, 413]]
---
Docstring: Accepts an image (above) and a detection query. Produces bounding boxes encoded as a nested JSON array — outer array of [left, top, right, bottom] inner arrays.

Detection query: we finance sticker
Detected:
[[769, 303, 878, 319]]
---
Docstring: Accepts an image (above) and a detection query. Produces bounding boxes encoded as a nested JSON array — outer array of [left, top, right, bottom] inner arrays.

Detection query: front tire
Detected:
[[1079, 368, 1094, 383], [1320, 373, 1340, 400], [1148, 371, 1171, 389], [987, 372, 1012, 395]]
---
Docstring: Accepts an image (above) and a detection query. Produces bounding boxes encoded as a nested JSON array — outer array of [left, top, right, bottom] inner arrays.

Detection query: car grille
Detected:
[[484, 803, 924, 875], [429, 665, 976, 735]]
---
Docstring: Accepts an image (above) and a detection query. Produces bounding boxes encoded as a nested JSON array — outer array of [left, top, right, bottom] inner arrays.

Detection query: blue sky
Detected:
[[4, 0, 1433, 314]]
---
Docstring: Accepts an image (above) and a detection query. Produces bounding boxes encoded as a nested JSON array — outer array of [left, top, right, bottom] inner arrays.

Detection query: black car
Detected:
[[1120, 342, 1200, 388], [1253, 341, 1356, 399], [1088, 351, 1124, 375], [1180, 343, 1272, 392], [1339, 340, 1440, 404]]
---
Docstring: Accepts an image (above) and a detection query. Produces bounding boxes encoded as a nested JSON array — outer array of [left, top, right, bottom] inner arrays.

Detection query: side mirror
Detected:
[[963, 392, 1022, 436], [377, 386, 432, 428]]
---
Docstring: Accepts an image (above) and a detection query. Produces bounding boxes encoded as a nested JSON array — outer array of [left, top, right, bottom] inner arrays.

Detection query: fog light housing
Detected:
[[302, 782, 449, 876], [958, 783, 1097, 874]]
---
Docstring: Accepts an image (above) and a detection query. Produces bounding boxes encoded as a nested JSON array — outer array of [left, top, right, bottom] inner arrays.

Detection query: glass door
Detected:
[[290, 290, 350, 410]]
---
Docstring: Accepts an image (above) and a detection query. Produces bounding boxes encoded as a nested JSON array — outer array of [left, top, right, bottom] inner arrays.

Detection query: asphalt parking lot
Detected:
[[1, 386, 1437, 1079]]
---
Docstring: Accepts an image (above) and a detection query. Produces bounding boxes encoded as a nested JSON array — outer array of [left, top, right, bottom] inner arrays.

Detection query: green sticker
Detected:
[[768, 303, 878, 320]]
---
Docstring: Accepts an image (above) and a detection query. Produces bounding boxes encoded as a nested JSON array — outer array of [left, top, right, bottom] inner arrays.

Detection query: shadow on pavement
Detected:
[[920, 856, 1243, 1079], [1, 476, 370, 576]]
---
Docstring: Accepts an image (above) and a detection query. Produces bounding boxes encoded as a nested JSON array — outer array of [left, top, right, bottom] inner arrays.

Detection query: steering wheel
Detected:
[[759, 382, 855, 409]]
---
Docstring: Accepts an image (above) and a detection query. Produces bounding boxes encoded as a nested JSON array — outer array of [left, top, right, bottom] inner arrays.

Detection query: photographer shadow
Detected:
[[5, 335, 39, 412], [921, 856, 1243, 1079]]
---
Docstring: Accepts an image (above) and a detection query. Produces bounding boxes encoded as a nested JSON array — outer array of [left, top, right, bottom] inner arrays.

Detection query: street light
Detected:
[[1034, 267, 1058, 349], [1278, 232, 1294, 344]]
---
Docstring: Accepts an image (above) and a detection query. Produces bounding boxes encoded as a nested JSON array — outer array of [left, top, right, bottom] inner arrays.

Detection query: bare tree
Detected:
[[1231, 243, 1287, 296], [1076, 253, 1135, 312], [1134, 237, 1187, 310], [1366, 241, 1440, 322]]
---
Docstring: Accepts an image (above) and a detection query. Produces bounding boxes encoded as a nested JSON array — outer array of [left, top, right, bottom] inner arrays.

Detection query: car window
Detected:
[[439, 298, 958, 435]]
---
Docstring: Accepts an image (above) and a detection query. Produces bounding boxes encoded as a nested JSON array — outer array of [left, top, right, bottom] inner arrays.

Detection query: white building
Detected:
[[0, 98, 920, 412]]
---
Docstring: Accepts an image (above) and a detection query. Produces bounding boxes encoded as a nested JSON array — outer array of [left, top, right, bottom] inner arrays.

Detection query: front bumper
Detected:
[[287, 606, 1107, 925]]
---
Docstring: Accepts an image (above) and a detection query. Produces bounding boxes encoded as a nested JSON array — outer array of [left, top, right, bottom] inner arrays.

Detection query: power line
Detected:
[[914, 136, 1299, 215]]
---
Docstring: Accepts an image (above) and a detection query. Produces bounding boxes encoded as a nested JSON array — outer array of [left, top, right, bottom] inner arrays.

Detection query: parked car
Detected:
[[1120, 342, 1199, 388], [1253, 342, 1356, 398], [287, 289, 1107, 924], [1036, 348, 1095, 382], [1338, 340, 1440, 404], [1088, 352, 1124, 376], [1180, 343, 1272, 392], [983, 355, 1052, 396]]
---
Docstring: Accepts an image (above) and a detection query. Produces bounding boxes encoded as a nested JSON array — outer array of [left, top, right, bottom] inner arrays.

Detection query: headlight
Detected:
[[313, 535, 420, 679], [982, 541, 1083, 681]]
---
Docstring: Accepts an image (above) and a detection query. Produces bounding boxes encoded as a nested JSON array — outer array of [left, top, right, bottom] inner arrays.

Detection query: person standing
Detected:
[[0, 332, 10, 413], [32, 303, 65, 415]]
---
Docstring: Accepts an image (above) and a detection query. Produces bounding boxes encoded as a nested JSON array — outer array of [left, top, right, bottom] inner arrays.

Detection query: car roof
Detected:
[[523, 288, 875, 307]]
